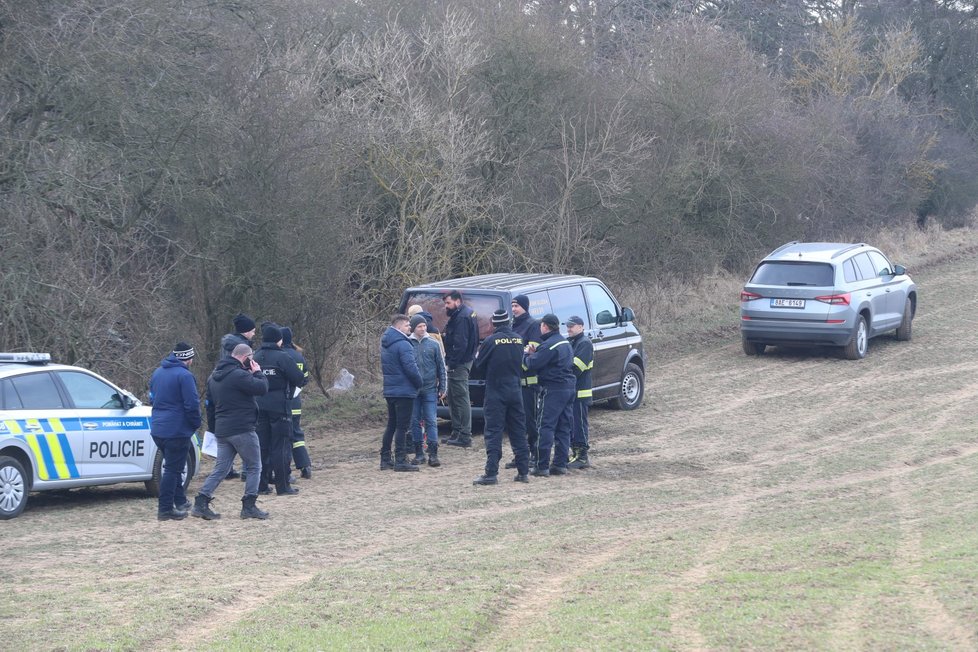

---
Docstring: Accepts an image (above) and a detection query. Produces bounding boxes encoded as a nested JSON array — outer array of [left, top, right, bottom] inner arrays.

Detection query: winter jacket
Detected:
[[569, 332, 594, 402], [473, 325, 523, 395], [523, 329, 575, 390], [443, 303, 479, 368], [512, 312, 542, 383], [149, 354, 202, 438], [253, 343, 306, 416], [282, 344, 309, 415], [205, 357, 269, 437], [411, 333, 447, 395], [381, 326, 423, 398], [219, 332, 251, 360]]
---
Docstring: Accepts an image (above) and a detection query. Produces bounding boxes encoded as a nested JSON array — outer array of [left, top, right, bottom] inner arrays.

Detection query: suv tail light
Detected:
[[815, 293, 851, 306], [740, 291, 762, 302]]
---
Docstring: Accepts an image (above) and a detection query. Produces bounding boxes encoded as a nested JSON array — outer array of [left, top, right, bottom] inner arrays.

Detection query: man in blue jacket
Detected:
[[380, 314, 424, 471], [149, 342, 201, 521], [523, 314, 575, 476], [442, 290, 479, 448], [409, 315, 447, 466]]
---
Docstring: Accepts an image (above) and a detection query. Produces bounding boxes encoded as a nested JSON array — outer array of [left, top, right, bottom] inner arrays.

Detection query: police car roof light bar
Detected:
[[0, 352, 52, 364]]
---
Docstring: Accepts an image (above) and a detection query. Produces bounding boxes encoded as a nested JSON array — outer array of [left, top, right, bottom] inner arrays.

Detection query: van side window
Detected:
[[586, 284, 618, 326], [547, 285, 587, 328], [526, 291, 551, 319]]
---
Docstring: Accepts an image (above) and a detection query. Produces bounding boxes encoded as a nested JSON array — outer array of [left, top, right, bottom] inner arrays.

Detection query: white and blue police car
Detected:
[[0, 352, 200, 519]]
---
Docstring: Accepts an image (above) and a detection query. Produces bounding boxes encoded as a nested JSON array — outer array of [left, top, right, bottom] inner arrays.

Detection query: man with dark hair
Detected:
[[219, 312, 256, 480], [149, 342, 201, 521], [281, 327, 313, 479], [192, 343, 270, 520], [472, 310, 530, 485], [523, 313, 575, 476], [380, 314, 424, 471], [442, 290, 479, 448], [506, 294, 542, 470], [566, 315, 594, 470], [254, 323, 307, 495]]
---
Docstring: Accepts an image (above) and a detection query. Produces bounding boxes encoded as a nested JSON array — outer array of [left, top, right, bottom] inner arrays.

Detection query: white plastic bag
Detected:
[[332, 368, 355, 392], [202, 431, 218, 458]]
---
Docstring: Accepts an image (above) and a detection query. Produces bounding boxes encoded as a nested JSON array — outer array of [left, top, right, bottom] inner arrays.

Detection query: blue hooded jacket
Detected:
[[381, 326, 423, 398], [149, 354, 202, 438]]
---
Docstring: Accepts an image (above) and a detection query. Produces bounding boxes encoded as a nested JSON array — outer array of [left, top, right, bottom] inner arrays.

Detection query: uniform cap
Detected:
[[565, 315, 584, 326], [541, 313, 560, 329], [261, 323, 283, 343]]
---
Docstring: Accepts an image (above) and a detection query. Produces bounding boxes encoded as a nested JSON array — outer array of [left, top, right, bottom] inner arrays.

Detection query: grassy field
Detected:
[[3, 225, 978, 651]]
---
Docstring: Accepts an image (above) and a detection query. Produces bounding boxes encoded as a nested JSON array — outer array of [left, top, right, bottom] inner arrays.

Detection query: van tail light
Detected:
[[815, 293, 851, 306], [740, 291, 762, 302]]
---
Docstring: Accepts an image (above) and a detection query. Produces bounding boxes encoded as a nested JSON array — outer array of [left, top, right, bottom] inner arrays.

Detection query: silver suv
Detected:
[[740, 242, 917, 359]]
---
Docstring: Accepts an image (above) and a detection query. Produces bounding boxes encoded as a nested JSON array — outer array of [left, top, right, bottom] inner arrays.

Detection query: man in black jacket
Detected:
[[442, 290, 479, 447], [192, 343, 270, 520], [254, 323, 307, 495]]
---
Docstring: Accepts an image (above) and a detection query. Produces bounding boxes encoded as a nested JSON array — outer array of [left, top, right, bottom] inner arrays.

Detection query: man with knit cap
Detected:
[[523, 313, 575, 476], [408, 314, 447, 466], [149, 342, 201, 520], [253, 322, 307, 495], [280, 327, 313, 479], [472, 310, 530, 484], [219, 312, 256, 480], [566, 315, 594, 470], [506, 294, 542, 470]]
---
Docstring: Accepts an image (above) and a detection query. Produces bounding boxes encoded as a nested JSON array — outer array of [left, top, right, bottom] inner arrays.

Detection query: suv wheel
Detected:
[[145, 449, 197, 497], [610, 362, 644, 410], [0, 456, 29, 520], [895, 298, 913, 341], [742, 340, 766, 356], [843, 315, 868, 360]]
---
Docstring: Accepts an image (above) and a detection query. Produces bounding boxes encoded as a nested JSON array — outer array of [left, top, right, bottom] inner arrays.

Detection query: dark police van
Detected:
[[399, 274, 645, 417]]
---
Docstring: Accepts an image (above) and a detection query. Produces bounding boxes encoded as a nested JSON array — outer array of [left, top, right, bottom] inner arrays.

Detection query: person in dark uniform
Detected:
[[565, 315, 593, 469], [219, 312, 256, 480], [281, 327, 313, 479], [253, 323, 306, 495], [472, 310, 531, 484], [523, 313, 575, 476], [506, 294, 542, 470], [442, 290, 479, 448]]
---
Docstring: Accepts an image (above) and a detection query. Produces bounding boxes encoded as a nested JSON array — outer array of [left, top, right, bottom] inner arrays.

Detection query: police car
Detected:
[[0, 352, 200, 519]]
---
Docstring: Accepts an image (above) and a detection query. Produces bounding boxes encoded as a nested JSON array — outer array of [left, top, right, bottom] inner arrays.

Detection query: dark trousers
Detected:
[[382, 397, 414, 462], [534, 386, 574, 470], [522, 385, 540, 451], [152, 436, 191, 513], [257, 411, 292, 492], [483, 387, 529, 477], [572, 398, 591, 449], [291, 410, 311, 470]]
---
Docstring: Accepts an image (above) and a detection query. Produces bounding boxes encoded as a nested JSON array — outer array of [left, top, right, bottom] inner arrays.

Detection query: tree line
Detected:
[[2, 0, 977, 390]]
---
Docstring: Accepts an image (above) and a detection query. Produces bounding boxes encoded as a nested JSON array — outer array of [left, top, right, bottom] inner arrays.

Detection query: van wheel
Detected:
[[895, 298, 913, 341], [843, 315, 868, 360], [610, 363, 644, 410], [145, 449, 197, 497], [743, 340, 766, 356], [0, 456, 29, 520]]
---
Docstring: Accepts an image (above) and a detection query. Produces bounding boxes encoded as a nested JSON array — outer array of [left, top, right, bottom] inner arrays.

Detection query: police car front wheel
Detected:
[[0, 455, 29, 520]]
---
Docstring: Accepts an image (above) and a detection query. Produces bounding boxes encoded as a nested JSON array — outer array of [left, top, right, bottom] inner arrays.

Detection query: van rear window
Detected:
[[402, 292, 503, 340], [750, 262, 834, 287]]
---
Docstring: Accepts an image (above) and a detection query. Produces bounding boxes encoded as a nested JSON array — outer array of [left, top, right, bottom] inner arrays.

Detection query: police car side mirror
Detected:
[[892, 264, 907, 276], [595, 310, 616, 326], [112, 392, 135, 410]]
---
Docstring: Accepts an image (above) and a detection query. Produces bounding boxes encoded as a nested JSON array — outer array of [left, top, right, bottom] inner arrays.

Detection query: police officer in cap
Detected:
[[506, 294, 542, 470], [523, 313, 575, 476]]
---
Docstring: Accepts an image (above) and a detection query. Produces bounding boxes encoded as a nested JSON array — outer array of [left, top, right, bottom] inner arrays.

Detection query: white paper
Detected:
[[202, 431, 218, 458]]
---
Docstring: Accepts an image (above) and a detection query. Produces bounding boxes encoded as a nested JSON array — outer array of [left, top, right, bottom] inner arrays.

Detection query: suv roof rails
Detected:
[[0, 352, 52, 365], [769, 241, 800, 256], [830, 243, 866, 259]]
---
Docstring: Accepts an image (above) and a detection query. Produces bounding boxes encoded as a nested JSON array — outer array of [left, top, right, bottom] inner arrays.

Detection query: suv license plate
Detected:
[[771, 298, 805, 309]]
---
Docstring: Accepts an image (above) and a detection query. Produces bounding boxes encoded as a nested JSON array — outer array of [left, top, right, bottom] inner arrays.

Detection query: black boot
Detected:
[[300, 466, 313, 479], [504, 457, 518, 469], [473, 474, 498, 485], [157, 509, 187, 521], [568, 448, 590, 469], [191, 494, 221, 520], [411, 441, 426, 465], [445, 435, 471, 448], [394, 454, 419, 472], [240, 494, 269, 520], [379, 450, 395, 470], [427, 443, 440, 467]]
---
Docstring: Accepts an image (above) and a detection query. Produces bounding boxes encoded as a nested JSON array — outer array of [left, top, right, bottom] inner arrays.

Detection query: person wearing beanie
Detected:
[[219, 312, 257, 479], [280, 327, 314, 479], [408, 314, 447, 467], [380, 314, 424, 472], [253, 322, 307, 495], [407, 304, 445, 357], [148, 342, 201, 520], [472, 310, 531, 484], [522, 313, 575, 476], [442, 290, 479, 448], [565, 316, 594, 470], [505, 294, 543, 471]]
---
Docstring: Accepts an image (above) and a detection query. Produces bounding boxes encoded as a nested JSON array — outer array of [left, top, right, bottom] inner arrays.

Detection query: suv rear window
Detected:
[[750, 262, 834, 287], [402, 292, 504, 340]]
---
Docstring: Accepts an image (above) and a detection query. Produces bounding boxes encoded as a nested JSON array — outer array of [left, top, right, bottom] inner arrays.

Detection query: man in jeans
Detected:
[[442, 290, 479, 447], [148, 342, 201, 521], [192, 343, 270, 520], [409, 315, 447, 466], [379, 314, 423, 472]]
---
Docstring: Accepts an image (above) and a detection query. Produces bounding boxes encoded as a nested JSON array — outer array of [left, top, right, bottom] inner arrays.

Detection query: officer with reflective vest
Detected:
[[522, 313, 575, 476], [472, 310, 531, 484], [565, 315, 593, 469], [507, 294, 542, 470], [281, 327, 313, 479]]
